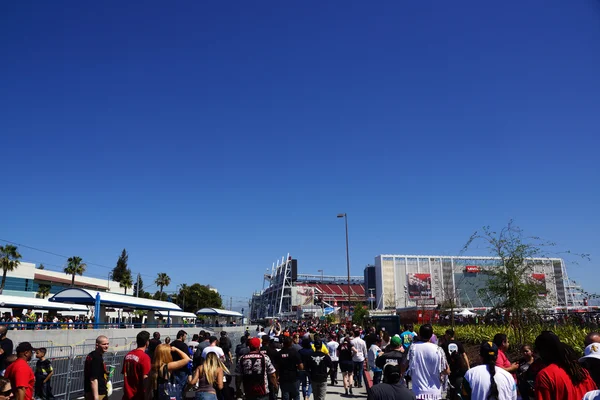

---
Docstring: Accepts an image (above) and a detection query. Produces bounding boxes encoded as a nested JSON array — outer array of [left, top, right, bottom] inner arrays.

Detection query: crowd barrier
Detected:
[[25, 340, 132, 400]]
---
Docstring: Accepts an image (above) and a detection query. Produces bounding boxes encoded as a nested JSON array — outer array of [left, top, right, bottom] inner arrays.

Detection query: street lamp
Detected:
[[317, 269, 324, 283], [337, 213, 351, 319]]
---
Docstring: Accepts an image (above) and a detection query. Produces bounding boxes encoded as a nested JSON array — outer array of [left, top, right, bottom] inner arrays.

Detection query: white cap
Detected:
[[580, 343, 600, 362]]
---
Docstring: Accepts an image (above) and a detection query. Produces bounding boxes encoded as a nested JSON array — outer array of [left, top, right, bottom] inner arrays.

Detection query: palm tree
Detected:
[[0, 245, 22, 294], [64, 256, 87, 287], [37, 284, 51, 299], [155, 273, 171, 297], [119, 269, 134, 295]]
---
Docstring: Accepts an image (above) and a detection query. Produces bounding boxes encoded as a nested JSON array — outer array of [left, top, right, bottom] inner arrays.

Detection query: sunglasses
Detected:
[[0, 390, 12, 396]]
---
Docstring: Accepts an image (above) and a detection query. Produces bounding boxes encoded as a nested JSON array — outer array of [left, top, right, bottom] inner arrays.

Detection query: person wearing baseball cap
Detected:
[[235, 337, 277, 400], [4, 342, 35, 400], [375, 336, 406, 384], [580, 343, 600, 387], [370, 364, 414, 400], [462, 341, 516, 400]]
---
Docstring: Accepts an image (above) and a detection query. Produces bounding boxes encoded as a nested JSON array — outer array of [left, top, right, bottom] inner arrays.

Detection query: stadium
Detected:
[[249, 255, 367, 321], [374, 254, 585, 311]]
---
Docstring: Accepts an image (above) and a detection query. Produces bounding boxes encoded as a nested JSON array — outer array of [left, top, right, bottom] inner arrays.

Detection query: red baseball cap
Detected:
[[248, 337, 261, 349]]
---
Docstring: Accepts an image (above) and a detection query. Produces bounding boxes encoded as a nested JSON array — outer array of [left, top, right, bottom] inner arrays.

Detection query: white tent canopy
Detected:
[[196, 308, 243, 317], [0, 294, 89, 312], [49, 288, 182, 311], [456, 308, 476, 317]]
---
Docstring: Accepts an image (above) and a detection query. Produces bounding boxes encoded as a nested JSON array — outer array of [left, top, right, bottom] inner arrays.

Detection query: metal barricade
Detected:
[[27, 346, 74, 400]]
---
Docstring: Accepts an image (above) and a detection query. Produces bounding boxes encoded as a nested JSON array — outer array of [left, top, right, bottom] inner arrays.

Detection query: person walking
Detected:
[[150, 343, 191, 400], [83, 336, 109, 400], [171, 330, 191, 398], [305, 339, 332, 400], [188, 352, 227, 400], [298, 339, 313, 400], [369, 365, 415, 400], [461, 341, 516, 400], [534, 331, 597, 400], [440, 329, 469, 400], [277, 337, 304, 400], [122, 331, 151, 400], [4, 342, 35, 400], [405, 324, 449, 400], [0, 327, 13, 373], [338, 337, 356, 396], [367, 338, 383, 385], [326, 335, 339, 386], [350, 330, 367, 388], [235, 338, 277, 400]]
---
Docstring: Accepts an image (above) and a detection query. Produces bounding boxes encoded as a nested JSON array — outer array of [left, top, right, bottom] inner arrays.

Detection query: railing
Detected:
[[25, 344, 130, 400], [0, 321, 241, 330]]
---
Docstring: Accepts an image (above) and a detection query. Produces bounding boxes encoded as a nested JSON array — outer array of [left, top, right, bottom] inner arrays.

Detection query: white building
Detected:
[[374, 254, 572, 310], [1, 262, 126, 298]]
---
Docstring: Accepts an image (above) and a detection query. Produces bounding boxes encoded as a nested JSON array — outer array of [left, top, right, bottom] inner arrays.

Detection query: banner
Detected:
[[292, 286, 315, 306], [407, 273, 432, 299], [531, 274, 547, 297]]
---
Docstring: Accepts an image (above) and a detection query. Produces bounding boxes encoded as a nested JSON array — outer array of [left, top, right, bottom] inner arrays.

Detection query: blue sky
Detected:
[[1, 1, 599, 309]]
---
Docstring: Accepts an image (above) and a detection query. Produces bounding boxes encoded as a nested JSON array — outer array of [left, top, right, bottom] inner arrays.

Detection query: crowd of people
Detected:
[[1, 322, 600, 400]]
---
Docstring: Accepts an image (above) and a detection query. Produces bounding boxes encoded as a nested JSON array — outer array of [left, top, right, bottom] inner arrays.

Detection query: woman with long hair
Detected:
[[338, 336, 357, 396], [188, 353, 228, 400], [534, 331, 597, 400], [461, 341, 517, 400], [516, 345, 539, 400], [150, 343, 191, 400]]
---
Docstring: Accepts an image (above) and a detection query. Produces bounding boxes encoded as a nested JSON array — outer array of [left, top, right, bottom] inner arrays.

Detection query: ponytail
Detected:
[[486, 359, 499, 400]]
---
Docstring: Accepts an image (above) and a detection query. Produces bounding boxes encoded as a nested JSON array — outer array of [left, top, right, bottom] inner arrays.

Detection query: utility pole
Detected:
[[136, 274, 140, 297], [230, 296, 233, 311]]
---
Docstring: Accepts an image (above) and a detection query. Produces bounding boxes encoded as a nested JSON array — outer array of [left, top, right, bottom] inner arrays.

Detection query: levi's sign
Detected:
[[465, 265, 481, 273]]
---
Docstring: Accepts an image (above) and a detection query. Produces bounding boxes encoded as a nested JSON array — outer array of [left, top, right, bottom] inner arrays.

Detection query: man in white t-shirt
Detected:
[[257, 327, 267, 338], [201, 335, 225, 360], [405, 324, 449, 400], [351, 330, 368, 388], [326, 334, 340, 386]]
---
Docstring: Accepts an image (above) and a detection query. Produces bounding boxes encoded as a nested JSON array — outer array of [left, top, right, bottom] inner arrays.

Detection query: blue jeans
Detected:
[[372, 369, 382, 385], [195, 393, 217, 400], [281, 381, 299, 400], [172, 370, 189, 399], [297, 371, 312, 398]]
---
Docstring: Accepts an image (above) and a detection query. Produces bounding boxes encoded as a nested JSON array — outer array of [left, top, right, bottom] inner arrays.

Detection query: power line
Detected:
[[1, 238, 247, 297]]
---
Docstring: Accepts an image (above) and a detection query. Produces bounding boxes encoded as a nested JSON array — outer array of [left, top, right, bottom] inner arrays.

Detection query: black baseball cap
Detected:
[[16, 342, 37, 353]]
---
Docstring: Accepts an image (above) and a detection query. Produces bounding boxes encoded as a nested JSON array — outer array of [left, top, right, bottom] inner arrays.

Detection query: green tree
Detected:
[[0, 245, 22, 293], [119, 268, 134, 295], [153, 291, 168, 301], [37, 284, 51, 299], [177, 283, 222, 313], [463, 221, 588, 345], [64, 256, 87, 287], [112, 249, 129, 282], [133, 273, 145, 297], [155, 273, 171, 297], [351, 302, 369, 326]]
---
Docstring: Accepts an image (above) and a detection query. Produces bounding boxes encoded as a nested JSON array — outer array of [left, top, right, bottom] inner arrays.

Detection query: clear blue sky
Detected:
[[1, 1, 599, 309]]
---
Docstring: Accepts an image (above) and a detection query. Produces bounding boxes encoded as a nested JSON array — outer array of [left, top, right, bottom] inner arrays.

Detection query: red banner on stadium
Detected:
[[407, 273, 432, 299], [531, 274, 547, 297], [465, 266, 481, 273]]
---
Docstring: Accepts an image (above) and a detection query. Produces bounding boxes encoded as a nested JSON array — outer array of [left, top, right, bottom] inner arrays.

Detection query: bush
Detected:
[[427, 324, 588, 355]]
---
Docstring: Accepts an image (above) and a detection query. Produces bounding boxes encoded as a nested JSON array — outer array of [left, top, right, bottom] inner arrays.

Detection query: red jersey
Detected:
[[535, 364, 597, 400], [5, 358, 35, 400], [122, 348, 152, 400]]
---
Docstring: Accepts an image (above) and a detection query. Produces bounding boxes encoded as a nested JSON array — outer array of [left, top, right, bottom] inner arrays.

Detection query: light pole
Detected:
[[337, 213, 351, 320], [318, 269, 324, 283]]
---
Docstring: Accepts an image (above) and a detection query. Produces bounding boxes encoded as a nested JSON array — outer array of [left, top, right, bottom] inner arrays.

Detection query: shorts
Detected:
[[340, 362, 353, 373]]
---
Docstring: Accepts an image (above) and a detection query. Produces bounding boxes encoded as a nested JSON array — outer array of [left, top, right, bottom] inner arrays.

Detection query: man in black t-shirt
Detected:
[[0, 327, 13, 372], [171, 330, 190, 398], [440, 329, 469, 400], [148, 332, 161, 361], [369, 364, 415, 400], [306, 340, 332, 400], [277, 337, 304, 400], [375, 336, 405, 384], [364, 327, 378, 351], [84, 336, 109, 400]]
